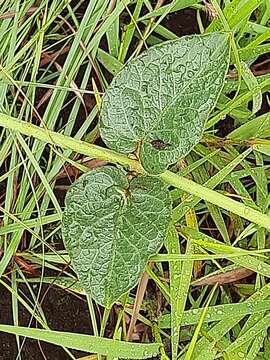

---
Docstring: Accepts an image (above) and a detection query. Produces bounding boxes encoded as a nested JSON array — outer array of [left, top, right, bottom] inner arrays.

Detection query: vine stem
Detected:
[[1, 113, 270, 230]]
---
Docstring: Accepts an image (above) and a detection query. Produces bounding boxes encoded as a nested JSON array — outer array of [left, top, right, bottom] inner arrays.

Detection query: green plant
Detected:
[[100, 32, 230, 174], [62, 32, 230, 308], [1, 1, 270, 359], [63, 167, 172, 307]]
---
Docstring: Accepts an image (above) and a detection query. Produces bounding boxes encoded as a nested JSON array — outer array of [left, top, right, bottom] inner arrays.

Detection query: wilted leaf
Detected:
[[62, 166, 172, 307], [100, 32, 230, 174]]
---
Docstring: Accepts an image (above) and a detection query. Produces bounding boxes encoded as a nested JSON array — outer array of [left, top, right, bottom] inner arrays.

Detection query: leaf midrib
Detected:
[[136, 33, 229, 145]]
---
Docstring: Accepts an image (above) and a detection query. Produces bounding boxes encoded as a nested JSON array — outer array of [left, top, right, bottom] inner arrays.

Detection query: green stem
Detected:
[[0, 113, 140, 172], [100, 307, 111, 337], [160, 171, 270, 229], [152, 321, 169, 360], [1, 113, 270, 230], [99, 307, 111, 360], [86, 295, 99, 336], [87, 306, 100, 360]]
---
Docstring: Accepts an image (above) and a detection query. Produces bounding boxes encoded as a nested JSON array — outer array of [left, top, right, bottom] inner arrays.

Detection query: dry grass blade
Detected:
[[127, 270, 150, 341], [192, 268, 254, 286]]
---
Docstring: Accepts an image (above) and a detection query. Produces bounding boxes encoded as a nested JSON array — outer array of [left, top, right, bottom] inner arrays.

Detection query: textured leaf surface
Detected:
[[100, 32, 230, 174], [62, 166, 172, 307]]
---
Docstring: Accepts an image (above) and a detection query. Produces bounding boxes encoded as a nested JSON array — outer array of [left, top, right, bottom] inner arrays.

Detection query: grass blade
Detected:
[[0, 325, 161, 359]]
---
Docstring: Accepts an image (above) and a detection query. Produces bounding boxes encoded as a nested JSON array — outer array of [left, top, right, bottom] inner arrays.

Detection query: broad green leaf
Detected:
[[62, 166, 172, 307], [100, 32, 230, 174]]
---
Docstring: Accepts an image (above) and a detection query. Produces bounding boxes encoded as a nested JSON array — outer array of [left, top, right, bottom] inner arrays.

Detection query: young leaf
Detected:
[[100, 32, 230, 174], [62, 166, 172, 307]]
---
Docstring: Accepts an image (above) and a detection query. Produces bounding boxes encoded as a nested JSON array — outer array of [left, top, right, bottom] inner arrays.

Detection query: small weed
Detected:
[[0, 1, 270, 359]]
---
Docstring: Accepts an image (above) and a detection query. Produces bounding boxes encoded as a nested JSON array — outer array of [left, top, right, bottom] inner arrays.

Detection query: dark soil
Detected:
[[0, 284, 91, 359]]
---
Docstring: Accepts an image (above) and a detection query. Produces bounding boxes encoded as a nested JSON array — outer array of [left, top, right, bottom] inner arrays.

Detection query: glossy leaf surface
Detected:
[[100, 32, 230, 174], [62, 167, 172, 307]]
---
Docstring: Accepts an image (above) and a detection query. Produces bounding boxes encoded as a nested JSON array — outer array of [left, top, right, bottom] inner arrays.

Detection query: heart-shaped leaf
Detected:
[[100, 32, 230, 174], [62, 166, 172, 307]]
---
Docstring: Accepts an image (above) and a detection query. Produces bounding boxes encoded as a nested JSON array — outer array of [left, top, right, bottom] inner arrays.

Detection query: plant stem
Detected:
[[1, 113, 270, 230], [100, 307, 111, 337], [0, 113, 142, 172]]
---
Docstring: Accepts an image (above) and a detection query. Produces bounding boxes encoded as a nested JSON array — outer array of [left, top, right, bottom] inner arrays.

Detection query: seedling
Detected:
[[62, 32, 230, 308]]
